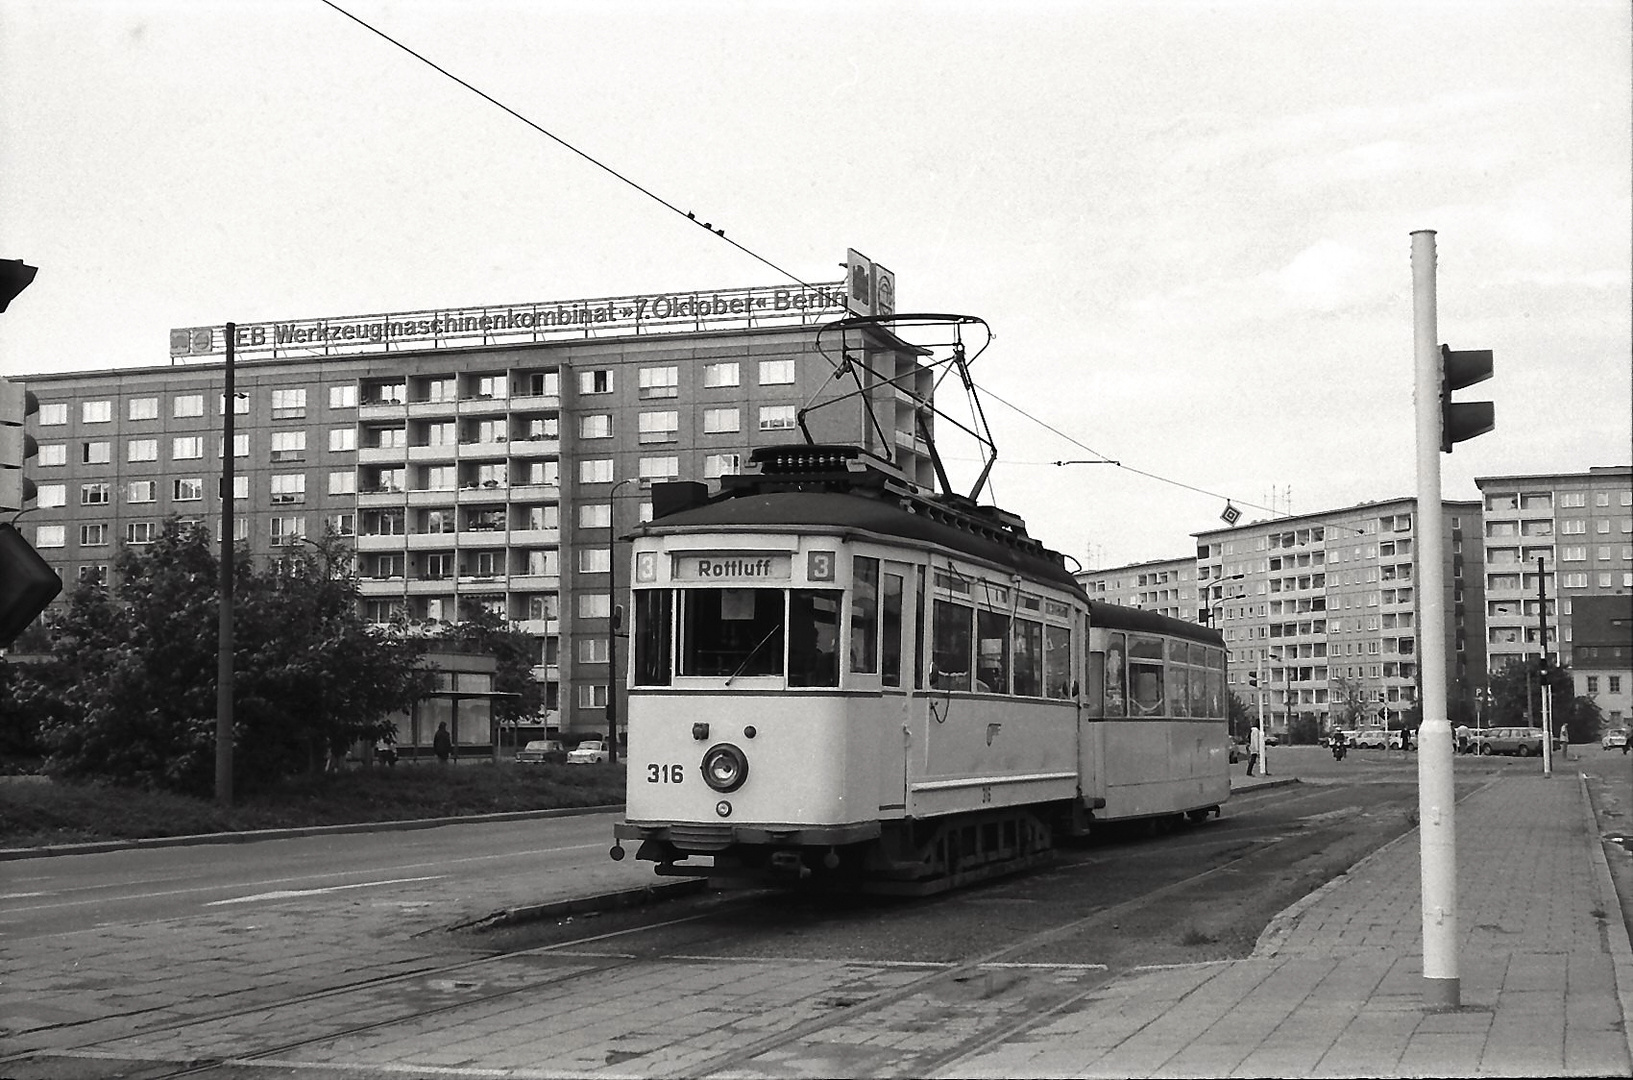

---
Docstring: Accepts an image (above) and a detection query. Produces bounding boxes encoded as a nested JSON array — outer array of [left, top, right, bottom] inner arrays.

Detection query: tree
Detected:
[[1485, 656, 1600, 744], [24, 520, 433, 794], [1328, 675, 1370, 732], [1227, 691, 1254, 742]]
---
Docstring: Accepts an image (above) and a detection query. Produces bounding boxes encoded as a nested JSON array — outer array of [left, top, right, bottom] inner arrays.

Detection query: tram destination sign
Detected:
[[170, 280, 849, 361], [672, 552, 792, 583]]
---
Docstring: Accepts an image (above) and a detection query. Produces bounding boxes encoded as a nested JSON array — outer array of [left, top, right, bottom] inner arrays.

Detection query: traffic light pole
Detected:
[[1412, 230, 1459, 1008]]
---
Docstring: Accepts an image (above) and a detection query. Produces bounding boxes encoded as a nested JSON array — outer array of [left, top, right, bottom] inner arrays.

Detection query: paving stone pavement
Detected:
[[942, 771, 1633, 1079]]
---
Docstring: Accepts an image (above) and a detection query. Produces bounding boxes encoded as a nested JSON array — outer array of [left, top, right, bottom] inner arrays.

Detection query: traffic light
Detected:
[[1440, 344, 1494, 453], [0, 522, 61, 647], [1537, 654, 1552, 685], [0, 379, 39, 512], [1247, 671, 1258, 687], [0, 260, 37, 314]]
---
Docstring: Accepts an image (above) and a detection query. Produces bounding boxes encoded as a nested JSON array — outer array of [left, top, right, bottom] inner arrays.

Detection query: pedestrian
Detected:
[[1399, 726, 1411, 752], [1246, 725, 1263, 777], [433, 722, 453, 765]]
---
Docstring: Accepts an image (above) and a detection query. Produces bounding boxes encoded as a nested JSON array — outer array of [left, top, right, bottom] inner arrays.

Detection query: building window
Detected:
[[329, 513, 355, 537], [703, 361, 740, 387], [1588, 676, 1600, 694], [580, 638, 608, 664], [271, 388, 307, 419], [703, 407, 739, 434], [271, 517, 307, 546], [38, 403, 68, 426], [578, 593, 611, 619], [76, 523, 107, 547], [637, 456, 679, 483], [172, 436, 204, 460], [329, 428, 357, 452], [128, 397, 159, 421], [124, 522, 156, 545], [580, 459, 613, 485], [330, 385, 358, 409], [578, 683, 608, 709], [232, 475, 249, 500], [328, 471, 356, 495], [703, 453, 741, 479], [270, 474, 307, 504], [579, 503, 612, 529], [580, 414, 613, 439], [173, 394, 205, 418], [758, 359, 796, 385], [270, 431, 307, 462], [83, 441, 111, 464], [759, 405, 797, 430], [36, 483, 65, 508], [525, 371, 560, 397], [639, 366, 679, 399], [578, 548, 610, 573], [1612, 676, 1623, 694], [80, 482, 110, 506], [172, 478, 204, 502], [36, 525, 66, 548], [638, 411, 679, 443], [79, 564, 108, 585], [579, 369, 613, 395], [475, 374, 507, 400], [126, 480, 156, 503], [1562, 546, 1587, 562], [38, 444, 67, 466], [1560, 492, 1586, 507], [82, 400, 112, 424], [220, 434, 250, 458]]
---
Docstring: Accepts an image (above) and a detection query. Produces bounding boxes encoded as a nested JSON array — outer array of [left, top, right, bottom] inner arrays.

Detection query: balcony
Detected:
[[509, 573, 561, 592], [507, 436, 560, 459], [509, 527, 560, 547], [354, 533, 409, 552], [457, 395, 509, 417]]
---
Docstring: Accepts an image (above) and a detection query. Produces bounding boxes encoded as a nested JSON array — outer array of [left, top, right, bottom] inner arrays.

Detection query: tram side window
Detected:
[[678, 588, 783, 678], [789, 589, 842, 687], [1128, 635, 1165, 716], [976, 610, 1009, 693], [850, 556, 879, 674], [881, 573, 904, 687], [1188, 643, 1211, 717], [1012, 618, 1042, 697], [932, 599, 973, 690], [1165, 639, 1190, 718], [913, 567, 926, 691], [633, 589, 673, 686], [1046, 624, 1073, 699], [1103, 632, 1127, 715]]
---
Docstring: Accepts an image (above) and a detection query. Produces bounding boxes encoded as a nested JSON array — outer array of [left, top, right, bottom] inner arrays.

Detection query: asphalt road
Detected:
[[4, 745, 1628, 1079]]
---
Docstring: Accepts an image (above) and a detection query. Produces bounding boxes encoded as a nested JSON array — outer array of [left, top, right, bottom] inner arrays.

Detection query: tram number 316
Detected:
[[647, 763, 685, 784]]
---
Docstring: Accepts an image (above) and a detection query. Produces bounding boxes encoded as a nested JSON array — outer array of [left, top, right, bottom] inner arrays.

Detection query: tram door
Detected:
[[875, 562, 914, 817]]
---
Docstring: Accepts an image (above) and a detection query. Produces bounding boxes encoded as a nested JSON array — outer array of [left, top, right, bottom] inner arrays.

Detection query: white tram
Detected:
[[610, 444, 1230, 893]]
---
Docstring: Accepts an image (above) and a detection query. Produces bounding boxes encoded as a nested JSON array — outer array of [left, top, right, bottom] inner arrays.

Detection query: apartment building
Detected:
[[1084, 497, 1485, 738], [18, 278, 934, 740], [1076, 556, 1196, 619], [1474, 466, 1633, 717]]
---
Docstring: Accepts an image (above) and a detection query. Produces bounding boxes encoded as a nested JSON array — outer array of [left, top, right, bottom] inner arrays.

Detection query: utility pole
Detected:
[[1537, 557, 1554, 776], [216, 323, 236, 807], [1412, 229, 1459, 1008]]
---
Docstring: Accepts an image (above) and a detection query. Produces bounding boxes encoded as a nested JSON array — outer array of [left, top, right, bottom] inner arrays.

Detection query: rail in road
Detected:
[[4, 773, 1442, 1079]]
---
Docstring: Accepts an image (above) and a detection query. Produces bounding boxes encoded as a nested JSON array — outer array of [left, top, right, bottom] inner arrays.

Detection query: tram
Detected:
[[609, 442, 1230, 893]]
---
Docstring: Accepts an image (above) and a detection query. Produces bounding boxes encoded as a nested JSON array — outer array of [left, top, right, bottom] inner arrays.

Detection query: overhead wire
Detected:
[[319, 0, 1362, 544]]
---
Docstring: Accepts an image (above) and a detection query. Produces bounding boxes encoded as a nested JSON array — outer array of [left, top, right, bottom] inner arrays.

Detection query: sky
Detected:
[[2, 0, 1628, 571]]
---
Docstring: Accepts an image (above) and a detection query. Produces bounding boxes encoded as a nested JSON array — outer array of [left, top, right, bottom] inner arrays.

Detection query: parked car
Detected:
[[1472, 726, 1546, 757], [515, 739, 566, 764], [566, 739, 611, 765], [1352, 729, 1388, 750], [1602, 729, 1629, 750]]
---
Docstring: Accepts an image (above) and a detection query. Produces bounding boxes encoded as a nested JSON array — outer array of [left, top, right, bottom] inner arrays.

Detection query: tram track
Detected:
[[9, 778, 1429, 1079]]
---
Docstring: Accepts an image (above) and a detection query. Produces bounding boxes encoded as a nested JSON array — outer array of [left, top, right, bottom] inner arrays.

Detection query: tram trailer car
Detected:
[[611, 445, 1231, 893]]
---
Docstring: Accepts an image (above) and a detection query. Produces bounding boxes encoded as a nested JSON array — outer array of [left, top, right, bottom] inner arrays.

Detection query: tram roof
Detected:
[[1087, 600, 1225, 647], [636, 489, 1086, 595]]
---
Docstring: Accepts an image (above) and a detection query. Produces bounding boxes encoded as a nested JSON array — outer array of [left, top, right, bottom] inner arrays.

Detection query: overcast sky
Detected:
[[3, 0, 1628, 570]]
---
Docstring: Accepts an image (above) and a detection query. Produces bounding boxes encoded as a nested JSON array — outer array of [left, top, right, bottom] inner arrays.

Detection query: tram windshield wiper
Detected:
[[726, 624, 782, 685]]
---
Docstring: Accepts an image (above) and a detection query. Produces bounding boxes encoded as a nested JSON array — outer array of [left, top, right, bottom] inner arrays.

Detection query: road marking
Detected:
[[206, 875, 446, 906]]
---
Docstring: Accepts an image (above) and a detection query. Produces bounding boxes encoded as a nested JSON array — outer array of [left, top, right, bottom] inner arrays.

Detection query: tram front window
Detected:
[[679, 588, 784, 678]]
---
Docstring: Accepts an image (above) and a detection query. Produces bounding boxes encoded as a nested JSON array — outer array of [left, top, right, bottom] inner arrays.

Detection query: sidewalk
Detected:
[[946, 771, 1633, 1079]]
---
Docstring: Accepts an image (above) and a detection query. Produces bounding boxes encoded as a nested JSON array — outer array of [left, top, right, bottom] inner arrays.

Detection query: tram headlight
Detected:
[[701, 743, 749, 793]]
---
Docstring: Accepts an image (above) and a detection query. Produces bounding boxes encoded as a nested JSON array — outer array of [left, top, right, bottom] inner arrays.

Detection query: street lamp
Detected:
[[216, 323, 237, 807], [605, 477, 639, 765]]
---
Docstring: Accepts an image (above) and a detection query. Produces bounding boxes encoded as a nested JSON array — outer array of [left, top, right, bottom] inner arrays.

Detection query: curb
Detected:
[[450, 878, 712, 932], [0, 803, 624, 861], [1578, 770, 1633, 1071]]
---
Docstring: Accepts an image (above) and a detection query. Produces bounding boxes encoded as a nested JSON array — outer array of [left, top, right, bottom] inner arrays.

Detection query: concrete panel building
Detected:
[[17, 277, 934, 741]]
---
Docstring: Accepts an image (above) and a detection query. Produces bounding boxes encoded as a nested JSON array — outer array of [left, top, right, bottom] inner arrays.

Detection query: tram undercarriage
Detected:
[[621, 803, 1063, 897]]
